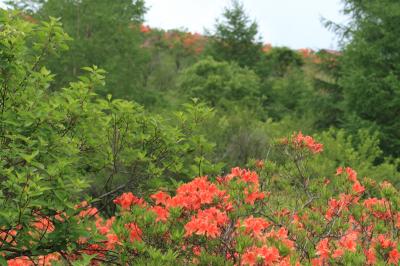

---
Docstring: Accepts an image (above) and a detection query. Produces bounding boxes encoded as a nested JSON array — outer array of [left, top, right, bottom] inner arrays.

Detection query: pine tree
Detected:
[[207, 0, 262, 68], [333, 0, 400, 157]]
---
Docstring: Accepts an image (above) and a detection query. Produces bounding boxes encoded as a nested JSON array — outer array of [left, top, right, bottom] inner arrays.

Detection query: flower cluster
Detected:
[[185, 207, 229, 238], [336, 166, 365, 194], [242, 246, 281, 266], [113, 192, 146, 209], [161, 31, 206, 55], [292, 131, 324, 153]]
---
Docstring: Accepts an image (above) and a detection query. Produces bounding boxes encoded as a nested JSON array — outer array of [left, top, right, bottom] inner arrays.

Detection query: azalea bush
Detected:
[[3, 132, 400, 265]]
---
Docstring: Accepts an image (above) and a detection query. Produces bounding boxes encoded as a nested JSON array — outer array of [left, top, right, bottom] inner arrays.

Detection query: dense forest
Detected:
[[1, 0, 400, 265]]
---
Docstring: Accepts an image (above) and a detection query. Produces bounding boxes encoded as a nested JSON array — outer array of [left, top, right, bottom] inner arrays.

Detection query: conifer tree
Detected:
[[208, 0, 262, 68], [333, 0, 400, 156]]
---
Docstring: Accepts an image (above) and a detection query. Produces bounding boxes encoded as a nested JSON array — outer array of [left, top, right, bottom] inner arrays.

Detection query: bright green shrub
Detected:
[[0, 10, 94, 262], [0, 9, 222, 260]]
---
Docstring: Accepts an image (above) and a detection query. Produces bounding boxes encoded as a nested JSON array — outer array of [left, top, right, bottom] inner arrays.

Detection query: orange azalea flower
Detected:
[[316, 238, 330, 259], [150, 191, 171, 206], [255, 159, 265, 169], [352, 181, 365, 194], [339, 231, 358, 252], [388, 248, 400, 265], [7, 257, 33, 266], [1, 229, 17, 245], [78, 207, 99, 218], [292, 132, 323, 154], [346, 167, 358, 182], [150, 206, 169, 222], [365, 248, 376, 265], [192, 245, 201, 256], [95, 216, 115, 235], [311, 257, 324, 266], [184, 207, 228, 238], [105, 233, 120, 250], [124, 223, 142, 243], [113, 192, 145, 210], [33, 217, 55, 233], [245, 190, 265, 205], [242, 250, 257, 266], [39, 254, 60, 266], [238, 216, 271, 238], [241, 170, 260, 185], [376, 234, 396, 249], [140, 24, 151, 33], [257, 246, 281, 265], [332, 248, 344, 259], [242, 246, 281, 266], [336, 166, 343, 175], [168, 177, 225, 210]]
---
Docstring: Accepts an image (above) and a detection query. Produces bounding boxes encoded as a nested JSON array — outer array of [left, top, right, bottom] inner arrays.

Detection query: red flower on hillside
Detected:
[[124, 222, 142, 243], [292, 132, 323, 154], [113, 192, 145, 210], [184, 207, 228, 238], [352, 180, 365, 194], [150, 191, 171, 206], [316, 238, 330, 259], [140, 24, 151, 33], [242, 246, 281, 266], [238, 216, 271, 238]]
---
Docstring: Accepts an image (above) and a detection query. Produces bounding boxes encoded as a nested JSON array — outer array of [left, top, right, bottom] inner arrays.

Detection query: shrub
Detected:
[[178, 57, 261, 109]]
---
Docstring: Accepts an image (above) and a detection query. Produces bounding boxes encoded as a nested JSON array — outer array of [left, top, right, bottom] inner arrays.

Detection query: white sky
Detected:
[[145, 0, 348, 50], [0, 0, 348, 50]]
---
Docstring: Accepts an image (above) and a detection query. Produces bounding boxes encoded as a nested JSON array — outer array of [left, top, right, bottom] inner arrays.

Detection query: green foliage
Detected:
[[263, 69, 313, 120], [10, 0, 155, 104], [256, 47, 304, 78], [306, 50, 344, 129], [0, 9, 94, 257], [214, 110, 272, 167], [174, 100, 224, 177], [133, 28, 206, 106], [0, 10, 223, 258], [178, 57, 261, 108], [309, 128, 400, 185], [335, 0, 400, 156]]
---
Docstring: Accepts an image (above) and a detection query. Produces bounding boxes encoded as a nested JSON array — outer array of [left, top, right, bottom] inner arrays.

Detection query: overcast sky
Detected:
[[145, 0, 348, 50], [1, 0, 348, 50]]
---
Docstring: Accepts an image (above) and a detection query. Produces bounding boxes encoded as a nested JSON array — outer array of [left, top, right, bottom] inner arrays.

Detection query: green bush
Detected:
[[178, 57, 261, 109]]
